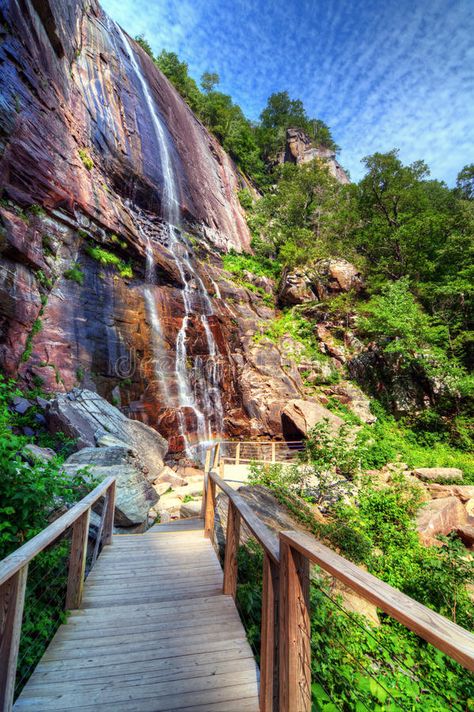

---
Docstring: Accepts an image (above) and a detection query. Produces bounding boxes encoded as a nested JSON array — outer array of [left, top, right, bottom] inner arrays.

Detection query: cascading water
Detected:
[[115, 24, 224, 455]]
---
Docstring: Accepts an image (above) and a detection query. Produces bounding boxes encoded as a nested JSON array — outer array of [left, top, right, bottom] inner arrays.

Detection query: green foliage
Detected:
[[237, 188, 253, 210], [134, 33, 154, 58], [85, 244, 134, 279], [64, 263, 84, 285], [250, 160, 357, 266], [222, 248, 280, 279], [78, 148, 93, 170], [244, 428, 474, 709], [28, 204, 45, 217], [0, 376, 93, 695], [200, 71, 220, 93], [258, 91, 339, 157], [21, 317, 42, 363], [254, 308, 324, 363], [456, 163, 474, 200]]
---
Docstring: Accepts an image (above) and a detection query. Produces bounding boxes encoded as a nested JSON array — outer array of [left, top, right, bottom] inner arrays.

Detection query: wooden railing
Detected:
[[0, 476, 116, 712], [203, 440, 304, 478], [202, 464, 474, 712]]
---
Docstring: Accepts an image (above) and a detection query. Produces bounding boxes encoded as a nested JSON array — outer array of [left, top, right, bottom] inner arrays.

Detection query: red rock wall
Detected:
[[1, 0, 292, 453]]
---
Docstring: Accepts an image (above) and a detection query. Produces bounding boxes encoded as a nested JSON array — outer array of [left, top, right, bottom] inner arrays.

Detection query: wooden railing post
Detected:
[[0, 564, 28, 712], [223, 499, 240, 599], [235, 442, 241, 465], [204, 447, 212, 474], [66, 508, 90, 610], [279, 538, 311, 712], [260, 553, 279, 712], [204, 476, 216, 540], [103, 480, 116, 546], [213, 442, 221, 469], [271, 442, 276, 463]]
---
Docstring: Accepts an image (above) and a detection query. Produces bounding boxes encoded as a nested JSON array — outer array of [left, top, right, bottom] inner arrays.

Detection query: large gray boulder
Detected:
[[47, 388, 168, 482], [64, 446, 159, 527]]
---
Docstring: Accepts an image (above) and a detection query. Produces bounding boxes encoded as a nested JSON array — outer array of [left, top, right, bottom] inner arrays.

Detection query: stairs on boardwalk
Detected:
[[14, 520, 259, 712]]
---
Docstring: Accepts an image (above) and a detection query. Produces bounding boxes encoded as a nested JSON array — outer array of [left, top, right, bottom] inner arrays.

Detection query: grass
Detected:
[[223, 248, 281, 280], [78, 149, 93, 171], [253, 308, 325, 363], [85, 244, 133, 279], [64, 263, 84, 285], [21, 318, 43, 363]]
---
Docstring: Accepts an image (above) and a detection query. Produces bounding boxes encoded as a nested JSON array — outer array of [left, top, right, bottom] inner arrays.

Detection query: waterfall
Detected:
[[115, 24, 224, 454]]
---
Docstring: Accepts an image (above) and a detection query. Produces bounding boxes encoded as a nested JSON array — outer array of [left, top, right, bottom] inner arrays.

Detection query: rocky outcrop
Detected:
[[413, 467, 463, 483], [47, 389, 167, 481], [64, 445, 158, 527], [320, 382, 376, 424], [416, 497, 467, 546], [277, 128, 349, 184], [454, 525, 474, 549], [426, 484, 474, 501], [278, 259, 364, 307]]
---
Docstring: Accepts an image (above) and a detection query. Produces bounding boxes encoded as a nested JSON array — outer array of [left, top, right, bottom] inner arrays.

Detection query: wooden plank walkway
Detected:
[[14, 519, 260, 712]]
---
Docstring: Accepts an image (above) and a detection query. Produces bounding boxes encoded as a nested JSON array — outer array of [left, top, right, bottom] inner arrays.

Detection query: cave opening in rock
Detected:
[[281, 412, 305, 443]]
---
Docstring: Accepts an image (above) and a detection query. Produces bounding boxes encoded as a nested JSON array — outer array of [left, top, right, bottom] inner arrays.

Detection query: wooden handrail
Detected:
[[0, 476, 116, 712], [280, 529, 474, 674], [202, 445, 474, 711], [0, 476, 115, 586], [208, 471, 279, 563]]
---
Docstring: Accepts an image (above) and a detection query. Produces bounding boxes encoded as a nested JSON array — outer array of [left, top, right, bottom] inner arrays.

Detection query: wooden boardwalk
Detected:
[[13, 519, 259, 712]]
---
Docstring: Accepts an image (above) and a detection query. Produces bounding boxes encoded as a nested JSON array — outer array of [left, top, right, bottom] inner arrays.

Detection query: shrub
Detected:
[[223, 248, 280, 280], [64, 263, 84, 285], [85, 244, 133, 279], [78, 148, 93, 170]]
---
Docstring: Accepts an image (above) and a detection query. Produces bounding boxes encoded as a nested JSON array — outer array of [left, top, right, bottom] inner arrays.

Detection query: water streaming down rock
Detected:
[[115, 24, 224, 454]]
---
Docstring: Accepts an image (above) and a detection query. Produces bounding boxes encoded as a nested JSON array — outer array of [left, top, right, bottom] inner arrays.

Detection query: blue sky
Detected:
[[101, 0, 474, 184]]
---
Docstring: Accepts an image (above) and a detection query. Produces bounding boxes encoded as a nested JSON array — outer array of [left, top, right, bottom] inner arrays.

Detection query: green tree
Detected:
[[251, 159, 357, 265], [134, 34, 154, 59], [155, 50, 203, 113], [456, 163, 474, 200], [200, 71, 220, 93]]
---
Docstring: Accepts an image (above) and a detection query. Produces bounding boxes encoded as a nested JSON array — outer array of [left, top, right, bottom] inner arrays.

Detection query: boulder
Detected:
[[454, 525, 474, 548], [64, 446, 158, 528], [47, 389, 167, 482], [331, 579, 380, 627], [180, 500, 202, 518], [416, 497, 467, 546], [312, 259, 364, 300], [466, 499, 474, 518], [277, 268, 315, 306], [12, 396, 33, 414], [281, 399, 344, 440], [426, 484, 474, 502], [413, 468, 463, 483], [278, 259, 363, 308], [155, 465, 187, 488], [23, 443, 56, 463]]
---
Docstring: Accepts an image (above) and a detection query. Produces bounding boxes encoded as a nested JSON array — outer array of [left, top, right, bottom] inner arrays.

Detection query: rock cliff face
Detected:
[[0, 0, 324, 455], [277, 128, 349, 184]]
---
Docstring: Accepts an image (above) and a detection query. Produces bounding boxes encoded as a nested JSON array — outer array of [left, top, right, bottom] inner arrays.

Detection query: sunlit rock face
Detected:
[[0, 0, 314, 454], [277, 128, 349, 184]]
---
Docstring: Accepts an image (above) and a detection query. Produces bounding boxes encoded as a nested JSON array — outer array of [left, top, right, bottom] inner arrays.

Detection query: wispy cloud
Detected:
[[102, 0, 474, 184]]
